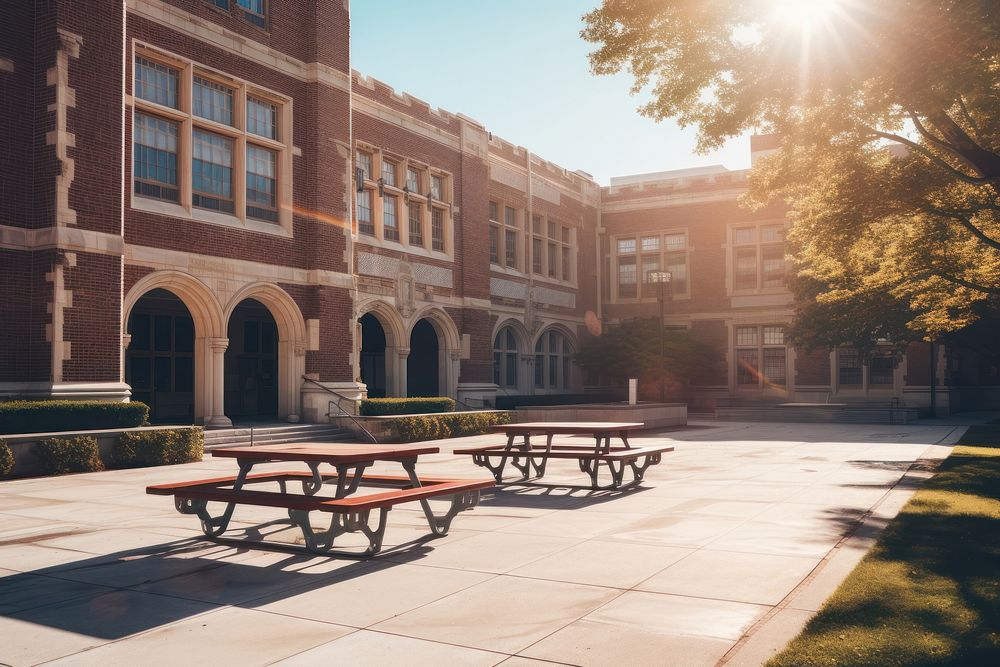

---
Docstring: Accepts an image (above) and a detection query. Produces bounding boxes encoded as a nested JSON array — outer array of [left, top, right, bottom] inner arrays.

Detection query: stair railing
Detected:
[[301, 376, 379, 444]]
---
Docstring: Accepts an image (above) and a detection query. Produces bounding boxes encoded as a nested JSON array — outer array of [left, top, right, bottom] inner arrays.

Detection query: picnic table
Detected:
[[454, 422, 674, 489], [147, 443, 492, 557]]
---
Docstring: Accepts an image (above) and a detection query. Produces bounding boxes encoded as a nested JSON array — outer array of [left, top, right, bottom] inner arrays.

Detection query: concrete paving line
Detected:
[[715, 426, 963, 666]]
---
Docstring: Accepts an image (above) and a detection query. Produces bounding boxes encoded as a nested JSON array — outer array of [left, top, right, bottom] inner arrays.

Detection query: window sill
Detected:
[[130, 195, 292, 238], [490, 264, 527, 278]]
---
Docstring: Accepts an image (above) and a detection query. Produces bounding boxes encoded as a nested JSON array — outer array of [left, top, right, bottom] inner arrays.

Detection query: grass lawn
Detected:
[[767, 427, 1000, 667]]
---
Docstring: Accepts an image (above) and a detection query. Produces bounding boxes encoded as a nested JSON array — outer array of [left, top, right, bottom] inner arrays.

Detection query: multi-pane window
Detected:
[[505, 229, 517, 267], [133, 113, 179, 202], [246, 145, 277, 222], [247, 96, 277, 139], [135, 57, 178, 108], [193, 76, 234, 125], [381, 159, 397, 186], [192, 130, 234, 213], [870, 355, 894, 385], [838, 348, 863, 385], [431, 208, 444, 251], [383, 195, 399, 241], [532, 238, 543, 274], [132, 52, 289, 228], [408, 202, 422, 246], [616, 232, 687, 299], [406, 167, 420, 192], [353, 148, 452, 251], [356, 150, 373, 180], [431, 175, 443, 200], [547, 241, 557, 277], [534, 330, 572, 390], [236, 0, 268, 30], [733, 224, 785, 291], [493, 327, 519, 388], [357, 189, 373, 235], [504, 206, 518, 268], [736, 325, 786, 387], [489, 225, 499, 264]]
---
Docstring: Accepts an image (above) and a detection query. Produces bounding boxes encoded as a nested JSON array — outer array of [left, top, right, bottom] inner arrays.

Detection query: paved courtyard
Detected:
[[0, 420, 964, 666]]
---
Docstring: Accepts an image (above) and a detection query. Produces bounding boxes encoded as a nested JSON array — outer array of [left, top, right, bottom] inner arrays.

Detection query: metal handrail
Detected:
[[301, 376, 378, 444]]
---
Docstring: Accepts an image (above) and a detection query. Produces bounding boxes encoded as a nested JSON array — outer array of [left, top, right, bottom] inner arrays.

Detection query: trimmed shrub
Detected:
[[0, 441, 13, 478], [112, 428, 204, 468], [392, 411, 511, 442], [33, 436, 104, 475], [0, 400, 150, 435], [360, 397, 456, 416]]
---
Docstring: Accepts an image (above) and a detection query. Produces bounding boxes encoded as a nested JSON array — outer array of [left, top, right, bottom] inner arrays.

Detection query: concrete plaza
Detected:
[[0, 420, 965, 666]]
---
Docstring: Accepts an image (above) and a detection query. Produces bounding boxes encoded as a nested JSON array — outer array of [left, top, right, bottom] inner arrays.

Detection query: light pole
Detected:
[[647, 271, 672, 402]]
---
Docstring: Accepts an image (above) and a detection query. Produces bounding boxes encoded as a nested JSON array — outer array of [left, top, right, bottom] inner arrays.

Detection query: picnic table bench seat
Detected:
[[454, 441, 675, 488], [147, 452, 492, 557]]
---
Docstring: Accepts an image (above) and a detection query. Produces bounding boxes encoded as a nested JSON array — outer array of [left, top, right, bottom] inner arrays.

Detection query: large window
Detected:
[[615, 232, 689, 300], [534, 330, 573, 390], [838, 348, 862, 386], [504, 206, 519, 268], [493, 327, 519, 389], [353, 146, 452, 254], [236, 0, 268, 29], [490, 201, 527, 271], [732, 223, 785, 291], [735, 325, 787, 388], [131, 50, 290, 230]]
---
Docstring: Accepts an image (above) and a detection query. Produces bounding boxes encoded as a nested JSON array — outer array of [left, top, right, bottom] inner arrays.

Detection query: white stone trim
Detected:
[[0, 225, 125, 256]]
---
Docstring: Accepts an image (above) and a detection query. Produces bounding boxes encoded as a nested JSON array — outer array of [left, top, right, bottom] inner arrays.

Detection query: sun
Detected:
[[771, 0, 841, 30]]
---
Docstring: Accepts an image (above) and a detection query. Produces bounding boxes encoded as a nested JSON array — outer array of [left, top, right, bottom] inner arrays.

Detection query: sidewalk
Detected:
[[0, 420, 966, 666]]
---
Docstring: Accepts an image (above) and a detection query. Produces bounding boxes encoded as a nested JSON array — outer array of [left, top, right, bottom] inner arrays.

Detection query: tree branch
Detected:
[[870, 130, 990, 185], [924, 207, 1000, 251], [924, 110, 1000, 179], [956, 96, 983, 142], [931, 271, 1000, 294], [907, 110, 984, 174]]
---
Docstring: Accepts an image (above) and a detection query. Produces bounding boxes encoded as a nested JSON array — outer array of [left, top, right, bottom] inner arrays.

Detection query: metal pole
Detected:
[[929, 340, 937, 416], [659, 280, 666, 403]]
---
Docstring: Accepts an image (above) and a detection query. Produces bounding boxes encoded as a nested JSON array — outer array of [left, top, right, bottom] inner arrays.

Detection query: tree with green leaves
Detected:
[[583, 0, 999, 344], [574, 319, 719, 399]]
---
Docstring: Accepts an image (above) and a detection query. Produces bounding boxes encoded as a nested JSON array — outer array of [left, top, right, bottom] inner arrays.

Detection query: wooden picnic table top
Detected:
[[211, 442, 440, 464], [488, 422, 645, 435]]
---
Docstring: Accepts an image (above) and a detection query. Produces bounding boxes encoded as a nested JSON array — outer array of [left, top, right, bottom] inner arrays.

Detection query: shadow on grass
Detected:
[[770, 447, 1000, 667]]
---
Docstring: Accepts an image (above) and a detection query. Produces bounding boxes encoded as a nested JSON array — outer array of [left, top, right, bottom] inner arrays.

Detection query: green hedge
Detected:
[[0, 441, 13, 478], [113, 429, 204, 468], [360, 397, 456, 416], [33, 436, 104, 475], [0, 401, 150, 435], [392, 411, 511, 442]]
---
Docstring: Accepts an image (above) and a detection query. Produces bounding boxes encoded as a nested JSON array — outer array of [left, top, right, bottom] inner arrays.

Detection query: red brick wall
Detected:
[[0, 250, 53, 384], [795, 348, 831, 386]]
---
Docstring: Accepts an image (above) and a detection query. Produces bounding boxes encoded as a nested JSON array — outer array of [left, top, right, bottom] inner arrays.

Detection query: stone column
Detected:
[[205, 337, 232, 428], [397, 347, 410, 398]]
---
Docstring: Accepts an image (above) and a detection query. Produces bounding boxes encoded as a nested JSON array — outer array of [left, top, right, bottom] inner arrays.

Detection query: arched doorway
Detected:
[[360, 313, 388, 398], [126, 289, 195, 423], [224, 298, 278, 420], [407, 319, 440, 397]]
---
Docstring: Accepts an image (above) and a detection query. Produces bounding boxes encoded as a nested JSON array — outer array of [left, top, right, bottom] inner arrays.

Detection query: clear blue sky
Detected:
[[350, 1, 751, 185]]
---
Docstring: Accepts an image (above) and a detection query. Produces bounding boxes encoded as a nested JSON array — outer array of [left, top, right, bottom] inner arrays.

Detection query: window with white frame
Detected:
[[534, 330, 573, 390], [735, 325, 787, 387], [131, 49, 290, 229], [493, 327, 519, 388], [616, 232, 689, 300], [732, 223, 785, 291], [353, 147, 452, 253]]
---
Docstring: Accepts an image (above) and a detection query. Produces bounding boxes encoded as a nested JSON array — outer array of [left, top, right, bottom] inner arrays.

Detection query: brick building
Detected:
[[1, 1, 985, 424]]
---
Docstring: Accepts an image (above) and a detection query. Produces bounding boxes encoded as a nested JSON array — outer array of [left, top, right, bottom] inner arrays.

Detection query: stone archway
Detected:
[[356, 300, 407, 398], [224, 283, 308, 422], [491, 318, 531, 394], [123, 271, 227, 426], [405, 307, 460, 399]]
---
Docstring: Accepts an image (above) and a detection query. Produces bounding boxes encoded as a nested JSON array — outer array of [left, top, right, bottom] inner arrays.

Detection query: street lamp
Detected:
[[647, 270, 672, 402]]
